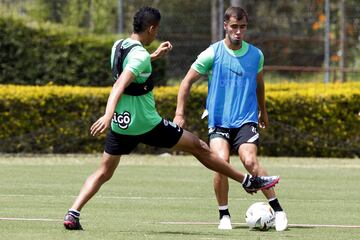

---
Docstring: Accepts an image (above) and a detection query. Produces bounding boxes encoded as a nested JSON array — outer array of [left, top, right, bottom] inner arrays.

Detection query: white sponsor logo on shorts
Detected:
[[163, 119, 181, 132], [251, 126, 257, 133], [219, 132, 230, 139], [163, 119, 169, 126], [209, 128, 229, 139]]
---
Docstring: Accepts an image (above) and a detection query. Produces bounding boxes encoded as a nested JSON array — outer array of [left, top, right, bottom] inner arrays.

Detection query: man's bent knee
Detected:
[[243, 158, 256, 170], [241, 156, 259, 174], [98, 154, 120, 182]]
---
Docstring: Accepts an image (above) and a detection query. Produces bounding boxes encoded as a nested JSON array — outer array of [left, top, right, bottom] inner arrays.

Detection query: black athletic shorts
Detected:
[[104, 119, 183, 155], [208, 122, 259, 151]]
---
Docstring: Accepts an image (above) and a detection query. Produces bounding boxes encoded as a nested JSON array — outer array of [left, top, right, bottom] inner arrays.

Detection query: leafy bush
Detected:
[[0, 15, 166, 86], [262, 83, 360, 157], [0, 85, 108, 153], [0, 83, 359, 157]]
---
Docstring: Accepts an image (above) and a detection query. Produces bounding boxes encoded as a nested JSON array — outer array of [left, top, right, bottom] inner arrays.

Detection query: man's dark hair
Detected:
[[224, 6, 248, 22], [133, 6, 161, 33]]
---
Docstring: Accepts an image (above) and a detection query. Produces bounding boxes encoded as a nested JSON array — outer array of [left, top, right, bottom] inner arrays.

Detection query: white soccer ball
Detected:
[[245, 202, 275, 231]]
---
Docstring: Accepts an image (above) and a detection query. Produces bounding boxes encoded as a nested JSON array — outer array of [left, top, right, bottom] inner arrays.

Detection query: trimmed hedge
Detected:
[[0, 85, 108, 153], [262, 83, 360, 157], [0, 15, 165, 86], [0, 83, 359, 157]]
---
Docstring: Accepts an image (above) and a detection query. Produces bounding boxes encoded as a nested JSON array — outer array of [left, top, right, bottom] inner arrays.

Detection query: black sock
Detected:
[[269, 198, 283, 212], [219, 209, 231, 219]]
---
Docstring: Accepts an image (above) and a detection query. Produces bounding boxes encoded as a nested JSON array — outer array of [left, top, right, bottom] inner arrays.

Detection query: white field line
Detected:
[[159, 221, 360, 229], [1, 194, 359, 203], [0, 194, 216, 200], [1, 217, 359, 229], [0, 217, 61, 222]]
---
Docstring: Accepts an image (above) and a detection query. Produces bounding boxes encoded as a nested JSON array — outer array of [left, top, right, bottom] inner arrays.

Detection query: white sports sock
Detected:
[[268, 197, 277, 202], [218, 205, 229, 210]]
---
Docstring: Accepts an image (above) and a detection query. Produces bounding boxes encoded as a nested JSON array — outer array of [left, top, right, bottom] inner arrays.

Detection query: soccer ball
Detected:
[[245, 202, 275, 231]]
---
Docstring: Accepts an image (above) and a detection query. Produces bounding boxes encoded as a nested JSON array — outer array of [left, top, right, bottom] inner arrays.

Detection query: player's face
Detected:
[[224, 16, 247, 45]]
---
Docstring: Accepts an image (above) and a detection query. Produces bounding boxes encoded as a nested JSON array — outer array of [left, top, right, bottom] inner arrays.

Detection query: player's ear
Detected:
[[148, 25, 154, 34], [148, 24, 158, 34]]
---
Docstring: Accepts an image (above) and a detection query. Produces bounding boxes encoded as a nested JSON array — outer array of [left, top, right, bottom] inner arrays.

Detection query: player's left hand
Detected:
[[151, 41, 172, 60], [173, 114, 186, 128], [258, 110, 269, 129]]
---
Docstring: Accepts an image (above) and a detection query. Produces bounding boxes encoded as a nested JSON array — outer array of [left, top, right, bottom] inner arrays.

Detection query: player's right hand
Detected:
[[90, 116, 111, 136]]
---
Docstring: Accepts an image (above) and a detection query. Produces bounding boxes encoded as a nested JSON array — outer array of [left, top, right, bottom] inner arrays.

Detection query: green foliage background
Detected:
[[0, 15, 166, 86], [0, 83, 359, 157], [2, 0, 360, 76], [0, 2, 359, 157]]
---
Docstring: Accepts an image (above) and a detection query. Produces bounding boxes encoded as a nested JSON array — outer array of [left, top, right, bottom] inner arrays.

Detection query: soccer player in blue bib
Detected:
[[174, 6, 288, 231]]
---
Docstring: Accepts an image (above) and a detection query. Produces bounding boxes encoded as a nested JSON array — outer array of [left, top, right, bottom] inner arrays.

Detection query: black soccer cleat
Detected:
[[242, 174, 280, 193], [63, 213, 83, 230]]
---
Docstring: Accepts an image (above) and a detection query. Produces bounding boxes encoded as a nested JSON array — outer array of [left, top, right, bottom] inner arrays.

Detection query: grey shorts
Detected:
[[208, 122, 259, 151]]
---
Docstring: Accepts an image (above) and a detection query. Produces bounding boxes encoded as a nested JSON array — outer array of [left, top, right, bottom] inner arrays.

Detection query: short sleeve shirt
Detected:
[[191, 40, 264, 76], [110, 38, 162, 135]]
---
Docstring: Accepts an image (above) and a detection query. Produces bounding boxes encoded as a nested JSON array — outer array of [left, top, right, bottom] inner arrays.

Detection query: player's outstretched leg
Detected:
[[173, 130, 280, 191]]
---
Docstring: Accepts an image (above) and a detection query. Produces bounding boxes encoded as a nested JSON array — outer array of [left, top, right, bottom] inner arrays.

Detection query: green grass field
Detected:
[[0, 154, 359, 240]]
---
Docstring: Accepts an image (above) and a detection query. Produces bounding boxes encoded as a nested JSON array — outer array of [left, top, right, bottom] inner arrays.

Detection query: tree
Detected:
[[2, 0, 359, 80], [230, 0, 242, 7]]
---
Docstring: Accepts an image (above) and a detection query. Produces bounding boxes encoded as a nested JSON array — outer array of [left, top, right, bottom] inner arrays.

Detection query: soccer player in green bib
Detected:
[[63, 6, 280, 230], [174, 7, 287, 231]]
